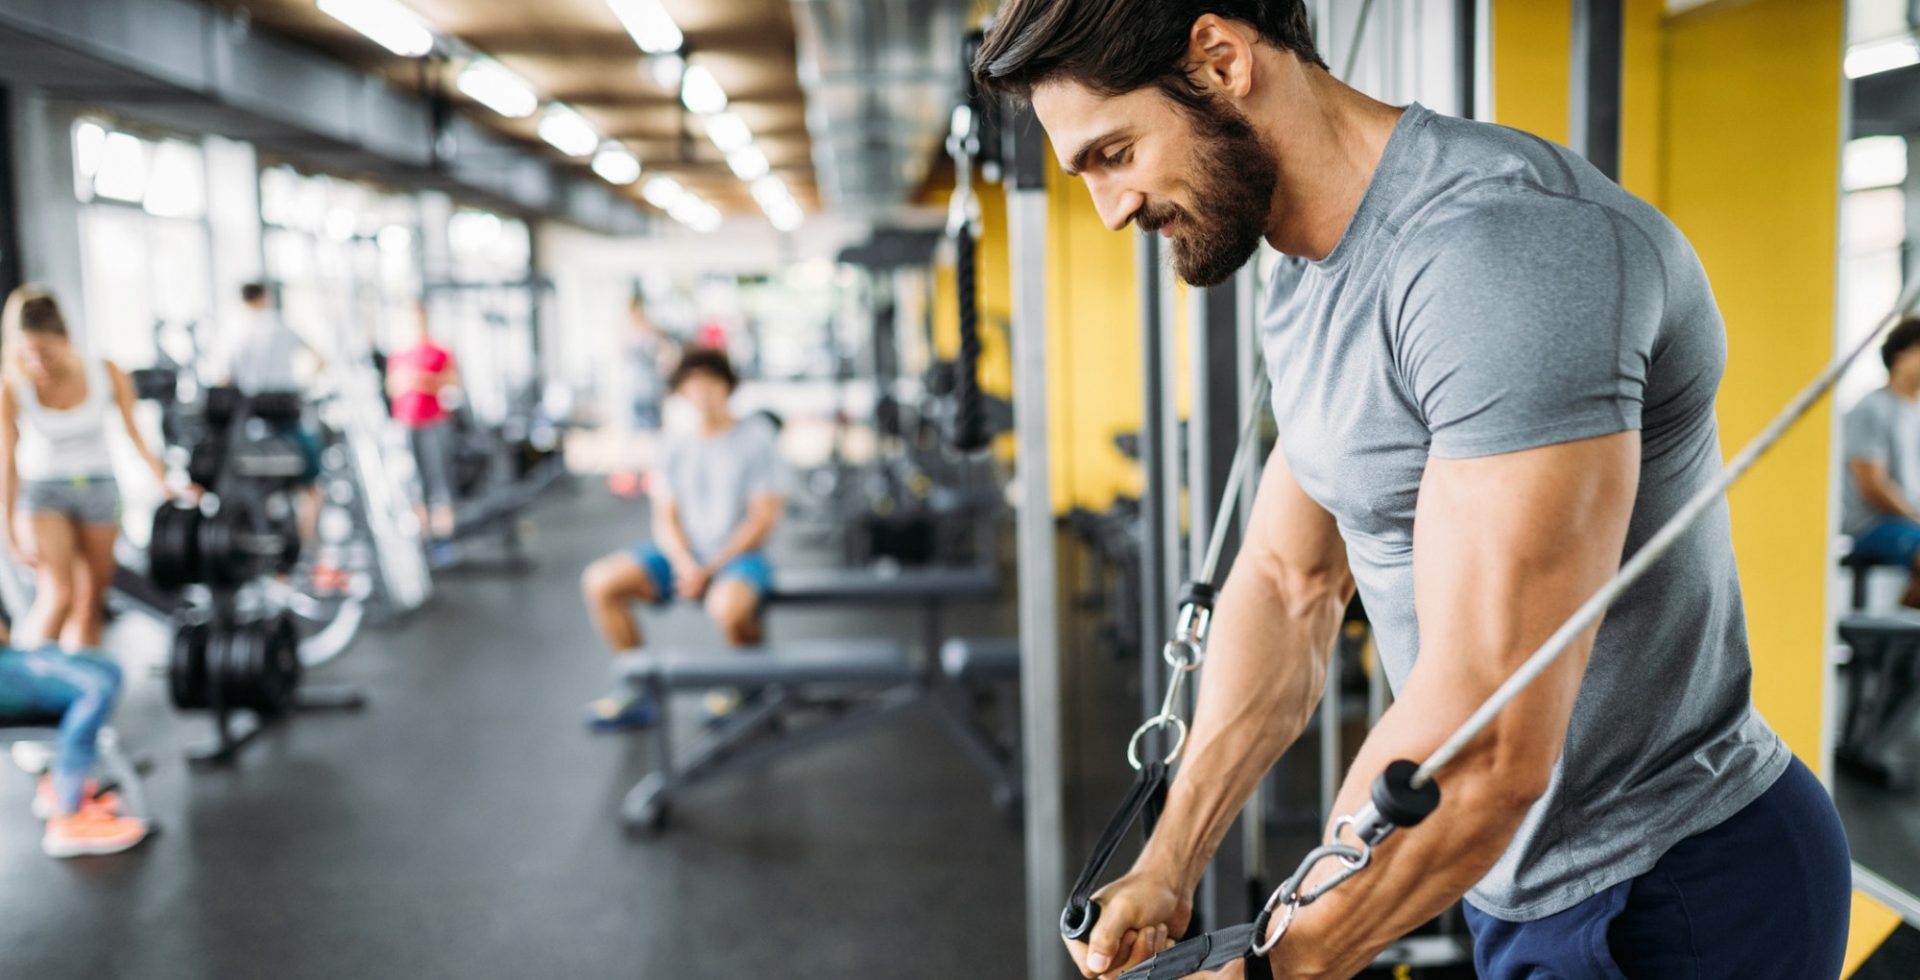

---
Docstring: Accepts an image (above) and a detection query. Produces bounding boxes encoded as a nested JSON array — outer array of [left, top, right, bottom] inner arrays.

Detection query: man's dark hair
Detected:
[[973, 0, 1326, 106], [670, 347, 739, 393], [241, 282, 270, 305], [1884, 317, 1920, 371]]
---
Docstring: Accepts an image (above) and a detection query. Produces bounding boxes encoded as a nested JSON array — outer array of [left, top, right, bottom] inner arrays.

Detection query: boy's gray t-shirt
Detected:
[[656, 419, 787, 562], [1841, 387, 1920, 535], [1260, 103, 1787, 921]]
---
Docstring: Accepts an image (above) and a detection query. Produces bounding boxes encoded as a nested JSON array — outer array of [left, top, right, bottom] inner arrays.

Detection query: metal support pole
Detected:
[[1454, 0, 1478, 121], [1570, 0, 1624, 181], [1189, 270, 1253, 928], [1007, 107, 1071, 980], [1136, 232, 1171, 742]]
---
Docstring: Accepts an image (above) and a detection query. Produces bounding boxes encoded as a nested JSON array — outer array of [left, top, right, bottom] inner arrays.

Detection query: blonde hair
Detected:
[[1, 284, 71, 383]]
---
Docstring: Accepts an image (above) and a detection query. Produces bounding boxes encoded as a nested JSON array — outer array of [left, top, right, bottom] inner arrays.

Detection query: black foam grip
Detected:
[[949, 222, 990, 453], [1372, 759, 1442, 828]]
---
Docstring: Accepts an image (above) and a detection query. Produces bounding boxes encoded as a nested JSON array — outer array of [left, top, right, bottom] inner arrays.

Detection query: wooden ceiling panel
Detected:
[[217, 0, 816, 222]]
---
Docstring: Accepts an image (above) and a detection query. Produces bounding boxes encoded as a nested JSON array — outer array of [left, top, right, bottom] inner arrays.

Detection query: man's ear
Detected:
[[1187, 14, 1257, 99]]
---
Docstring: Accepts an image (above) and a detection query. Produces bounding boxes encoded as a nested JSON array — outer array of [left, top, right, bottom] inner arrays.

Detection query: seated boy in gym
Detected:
[[581, 348, 786, 730], [1843, 317, 1920, 607]]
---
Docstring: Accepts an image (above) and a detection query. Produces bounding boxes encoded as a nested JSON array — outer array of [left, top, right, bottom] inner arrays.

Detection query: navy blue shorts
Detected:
[[1464, 756, 1850, 979], [1852, 516, 1920, 569]]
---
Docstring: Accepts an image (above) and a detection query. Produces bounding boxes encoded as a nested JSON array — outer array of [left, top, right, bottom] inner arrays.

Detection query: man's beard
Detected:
[[1136, 94, 1278, 287]]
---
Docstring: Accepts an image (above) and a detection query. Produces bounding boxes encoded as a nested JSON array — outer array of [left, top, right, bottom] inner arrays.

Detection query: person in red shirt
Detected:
[[387, 304, 460, 538]]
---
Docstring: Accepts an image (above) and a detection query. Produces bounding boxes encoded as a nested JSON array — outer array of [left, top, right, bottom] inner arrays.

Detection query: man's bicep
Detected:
[[1409, 433, 1638, 708], [1241, 444, 1349, 600]]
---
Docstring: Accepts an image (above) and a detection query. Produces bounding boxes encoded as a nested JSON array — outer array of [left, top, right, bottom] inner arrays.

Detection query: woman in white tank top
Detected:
[[0, 286, 170, 649]]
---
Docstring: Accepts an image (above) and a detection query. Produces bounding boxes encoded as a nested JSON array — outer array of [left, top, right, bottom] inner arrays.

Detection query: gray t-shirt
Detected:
[[1260, 103, 1787, 921], [1841, 387, 1920, 535], [656, 419, 787, 562]]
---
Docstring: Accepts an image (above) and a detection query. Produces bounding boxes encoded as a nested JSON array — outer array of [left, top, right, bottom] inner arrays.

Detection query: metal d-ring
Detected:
[[1126, 714, 1189, 770]]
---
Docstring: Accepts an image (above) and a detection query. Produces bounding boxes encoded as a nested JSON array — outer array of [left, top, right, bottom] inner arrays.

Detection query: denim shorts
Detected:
[[20, 475, 120, 525], [1851, 516, 1920, 569], [630, 543, 774, 606]]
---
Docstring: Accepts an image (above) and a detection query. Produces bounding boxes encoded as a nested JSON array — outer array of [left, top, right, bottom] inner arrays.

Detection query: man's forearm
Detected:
[[653, 514, 699, 567], [707, 517, 774, 570], [1865, 476, 1918, 519], [1139, 556, 1346, 892], [1268, 671, 1544, 977]]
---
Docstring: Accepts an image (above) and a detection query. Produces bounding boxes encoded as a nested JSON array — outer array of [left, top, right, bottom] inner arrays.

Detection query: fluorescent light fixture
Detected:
[[704, 112, 753, 153], [1843, 135, 1909, 192], [457, 58, 538, 119], [680, 64, 728, 115], [538, 104, 599, 158], [768, 204, 803, 232], [1846, 35, 1920, 79], [592, 144, 643, 185], [725, 146, 770, 181], [317, 0, 435, 58], [606, 0, 682, 54], [750, 175, 794, 210], [647, 53, 685, 91], [642, 176, 686, 209]]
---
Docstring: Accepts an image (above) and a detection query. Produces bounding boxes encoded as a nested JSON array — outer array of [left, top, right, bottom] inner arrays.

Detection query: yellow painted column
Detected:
[[1659, 0, 1843, 761], [1490, 0, 1571, 143], [1045, 163, 1143, 513]]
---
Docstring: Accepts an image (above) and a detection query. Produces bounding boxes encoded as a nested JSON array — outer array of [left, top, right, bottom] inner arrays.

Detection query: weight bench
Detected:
[[765, 563, 999, 656], [0, 719, 151, 824], [613, 635, 1024, 833], [1837, 612, 1920, 789], [931, 638, 1023, 818]]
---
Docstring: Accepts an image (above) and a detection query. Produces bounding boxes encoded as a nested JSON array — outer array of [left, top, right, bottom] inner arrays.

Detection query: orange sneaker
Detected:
[[43, 803, 148, 858], [32, 777, 119, 820]]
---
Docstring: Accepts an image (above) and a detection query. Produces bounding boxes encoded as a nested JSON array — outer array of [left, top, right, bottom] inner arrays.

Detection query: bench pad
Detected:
[[616, 639, 914, 689]]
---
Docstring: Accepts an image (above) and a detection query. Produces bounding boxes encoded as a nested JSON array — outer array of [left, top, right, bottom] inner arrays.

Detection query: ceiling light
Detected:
[[1846, 35, 1920, 79], [726, 146, 770, 181], [704, 112, 753, 153], [750, 175, 794, 210], [647, 53, 685, 91], [456, 58, 538, 119], [592, 144, 643, 185], [537, 104, 599, 158], [606, 0, 682, 54], [642, 176, 686, 209], [680, 64, 728, 115], [316, 0, 435, 58], [768, 204, 803, 232]]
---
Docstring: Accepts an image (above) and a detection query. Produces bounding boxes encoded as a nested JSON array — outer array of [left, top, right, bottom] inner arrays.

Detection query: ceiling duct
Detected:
[[791, 0, 971, 219]]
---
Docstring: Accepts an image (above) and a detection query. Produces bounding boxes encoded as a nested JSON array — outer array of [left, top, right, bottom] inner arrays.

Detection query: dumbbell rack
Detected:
[[152, 385, 368, 768]]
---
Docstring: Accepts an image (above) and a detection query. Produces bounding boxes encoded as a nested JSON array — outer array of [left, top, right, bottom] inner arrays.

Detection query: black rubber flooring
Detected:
[[0, 486, 1026, 979]]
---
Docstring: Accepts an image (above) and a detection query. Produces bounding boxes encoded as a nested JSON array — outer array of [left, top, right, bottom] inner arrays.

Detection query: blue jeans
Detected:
[[1464, 757, 1849, 979], [1851, 516, 1920, 568], [0, 648, 123, 815], [630, 544, 774, 606]]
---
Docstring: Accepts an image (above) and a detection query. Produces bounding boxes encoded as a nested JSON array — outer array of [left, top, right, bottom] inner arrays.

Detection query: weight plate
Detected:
[[204, 386, 239, 426], [187, 438, 226, 489], [260, 615, 302, 716], [167, 622, 209, 710], [150, 506, 201, 590], [198, 505, 244, 586]]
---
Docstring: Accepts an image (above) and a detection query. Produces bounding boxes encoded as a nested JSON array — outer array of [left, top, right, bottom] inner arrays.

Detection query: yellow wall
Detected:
[[1661, 0, 1843, 763], [1045, 163, 1144, 512], [1490, 0, 1571, 145]]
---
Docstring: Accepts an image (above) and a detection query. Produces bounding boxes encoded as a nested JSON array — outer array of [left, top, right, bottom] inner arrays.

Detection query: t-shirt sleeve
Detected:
[[1844, 396, 1891, 467], [1391, 195, 1664, 459], [652, 438, 682, 503], [743, 427, 789, 499]]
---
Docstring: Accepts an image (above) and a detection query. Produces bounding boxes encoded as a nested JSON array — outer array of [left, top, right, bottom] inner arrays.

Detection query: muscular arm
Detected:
[[1267, 432, 1639, 978], [1848, 457, 1916, 520], [704, 494, 782, 571], [1, 387, 19, 530], [1075, 446, 1351, 976]]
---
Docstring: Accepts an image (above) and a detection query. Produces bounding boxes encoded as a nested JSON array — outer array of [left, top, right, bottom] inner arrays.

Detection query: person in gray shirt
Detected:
[[579, 348, 786, 730], [1841, 318, 1920, 607], [975, 2, 1849, 978]]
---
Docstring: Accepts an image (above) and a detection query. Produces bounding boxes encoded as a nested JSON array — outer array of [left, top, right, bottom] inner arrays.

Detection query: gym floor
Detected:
[[0, 489, 1025, 979]]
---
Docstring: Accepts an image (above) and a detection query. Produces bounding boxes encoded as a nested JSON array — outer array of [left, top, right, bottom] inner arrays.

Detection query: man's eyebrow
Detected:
[[1064, 130, 1126, 177]]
